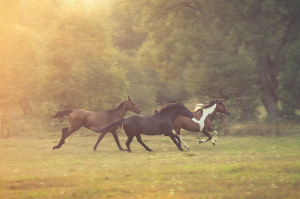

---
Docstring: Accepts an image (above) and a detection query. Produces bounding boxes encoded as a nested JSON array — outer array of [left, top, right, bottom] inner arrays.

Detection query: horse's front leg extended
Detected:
[[93, 132, 107, 151], [198, 129, 212, 144]]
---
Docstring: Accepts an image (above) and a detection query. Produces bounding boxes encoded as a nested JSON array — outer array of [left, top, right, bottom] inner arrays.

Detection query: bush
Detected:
[[223, 121, 300, 136]]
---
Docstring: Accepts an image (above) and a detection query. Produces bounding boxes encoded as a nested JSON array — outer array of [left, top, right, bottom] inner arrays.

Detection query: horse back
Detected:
[[70, 109, 108, 128], [125, 115, 171, 136]]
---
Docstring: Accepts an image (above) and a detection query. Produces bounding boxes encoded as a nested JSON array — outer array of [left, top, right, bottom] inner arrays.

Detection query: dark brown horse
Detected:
[[93, 102, 194, 152], [52, 96, 141, 150], [173, 100, 230, 149]]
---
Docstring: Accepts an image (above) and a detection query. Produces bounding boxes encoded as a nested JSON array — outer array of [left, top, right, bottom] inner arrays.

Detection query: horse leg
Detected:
[[169, 132, 183, 151], [136, 134, 153, 152], [198, 129, 212, 144], [112, 131, 124, 151], [207, 127, 218, 146], [52, 127, 68, 149], [52, 125, 80, 149], [211, 130, 218, 146], [173, 129, 190, 150], [93, 132, 108, 151], [125, 135, 134, 153]]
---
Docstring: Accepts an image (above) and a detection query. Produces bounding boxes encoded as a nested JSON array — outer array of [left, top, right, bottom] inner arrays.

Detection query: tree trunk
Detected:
[[258, 56, 279, 118]]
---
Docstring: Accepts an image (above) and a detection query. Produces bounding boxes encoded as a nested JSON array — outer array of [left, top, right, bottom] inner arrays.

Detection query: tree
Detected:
[[279, 38, 300, 119], [41, 4, 129, 111], [118, 0, 300, 120]]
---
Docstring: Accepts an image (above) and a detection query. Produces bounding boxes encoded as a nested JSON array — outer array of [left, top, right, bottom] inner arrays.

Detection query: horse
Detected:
[[51, 96, 141, 150], [173, 100, 230, 149], [93, 102, 194, 152]]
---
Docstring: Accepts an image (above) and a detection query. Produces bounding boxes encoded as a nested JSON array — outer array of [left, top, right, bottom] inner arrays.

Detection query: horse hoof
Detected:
[[52, 146, 57, 150], [148, 149, 153, 152], [212, 143, 215, 146]]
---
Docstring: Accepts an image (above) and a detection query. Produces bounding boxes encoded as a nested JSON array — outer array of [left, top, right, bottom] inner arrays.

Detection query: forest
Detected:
[[0, 0, 300, 136]]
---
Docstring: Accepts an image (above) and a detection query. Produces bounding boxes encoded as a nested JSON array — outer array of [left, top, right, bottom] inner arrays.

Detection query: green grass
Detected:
[[0, 132, 299, 199]]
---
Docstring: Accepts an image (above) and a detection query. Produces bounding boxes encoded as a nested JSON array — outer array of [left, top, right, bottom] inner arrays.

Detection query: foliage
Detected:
[[0, 0, 300, 136], [40, 6, 129, 111], [117, 0, 300, 121], [279, 38, 300, 119]]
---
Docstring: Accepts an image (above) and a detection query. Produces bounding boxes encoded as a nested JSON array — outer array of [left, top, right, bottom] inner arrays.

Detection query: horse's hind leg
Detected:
[[62, 127, 69, 134], [136, 134, 152, 152], [52, 124, 80, 150], [125, 135, 134, 153], [52, 127, 68, 149], [93, 132, 107, 151]]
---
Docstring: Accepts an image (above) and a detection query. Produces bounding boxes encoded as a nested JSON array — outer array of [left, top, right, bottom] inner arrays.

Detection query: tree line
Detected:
[[0, 0, 299, 136]]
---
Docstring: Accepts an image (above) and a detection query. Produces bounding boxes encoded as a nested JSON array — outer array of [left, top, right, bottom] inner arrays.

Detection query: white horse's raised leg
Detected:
[[179, 135, 190, 150], [172, 130, 190, 150], [212, 130, 218, 146]]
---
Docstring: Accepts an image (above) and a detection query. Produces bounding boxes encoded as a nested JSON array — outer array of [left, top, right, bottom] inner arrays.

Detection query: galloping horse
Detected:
[[93, 102, 194, 152], [173, 100, 230, 149], [52, 96, 141, 150]]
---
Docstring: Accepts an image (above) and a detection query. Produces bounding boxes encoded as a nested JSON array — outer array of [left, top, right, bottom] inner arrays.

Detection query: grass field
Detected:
[[0, 132, 299, 199]]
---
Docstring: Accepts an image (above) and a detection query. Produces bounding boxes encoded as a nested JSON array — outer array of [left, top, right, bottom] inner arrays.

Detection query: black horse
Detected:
[[93, 102, 194, 152]]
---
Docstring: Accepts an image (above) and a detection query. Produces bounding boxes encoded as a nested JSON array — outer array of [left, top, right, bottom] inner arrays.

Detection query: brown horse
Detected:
[[52, 96, 141, 150], [173, 100, 230, 149]]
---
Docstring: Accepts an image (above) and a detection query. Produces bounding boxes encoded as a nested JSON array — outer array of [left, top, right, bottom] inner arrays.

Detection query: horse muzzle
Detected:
[[136, 110, 141, 114]]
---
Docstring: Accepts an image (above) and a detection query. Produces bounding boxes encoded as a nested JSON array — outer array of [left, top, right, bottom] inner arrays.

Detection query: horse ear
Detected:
[[128, 96, 132, 101], [217, 99, 223, 103]]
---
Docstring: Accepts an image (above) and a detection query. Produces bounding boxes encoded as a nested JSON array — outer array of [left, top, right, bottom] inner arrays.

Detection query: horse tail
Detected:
[[51, 109, 73, 119], [93, 118, 125, 133]]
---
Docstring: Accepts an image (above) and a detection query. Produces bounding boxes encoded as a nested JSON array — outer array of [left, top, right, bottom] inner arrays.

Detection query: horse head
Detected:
[[214, 100, 230, 116], [124, 96, 141, 114]]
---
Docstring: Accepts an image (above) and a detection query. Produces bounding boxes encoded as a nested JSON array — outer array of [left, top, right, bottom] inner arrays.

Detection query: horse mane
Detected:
[[156, 102, 183, 115], [200, 100, 222, 109], [111, 101, 125, 111], [194, 103, 204, 111]]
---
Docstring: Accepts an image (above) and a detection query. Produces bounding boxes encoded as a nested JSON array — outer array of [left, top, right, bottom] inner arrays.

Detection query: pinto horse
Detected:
[[93, 102, 194, 152], [173, 100, 230, 149], [52, 96, 141, 150]]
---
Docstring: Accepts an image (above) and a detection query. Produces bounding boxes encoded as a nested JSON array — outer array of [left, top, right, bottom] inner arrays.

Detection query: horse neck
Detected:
[[160, 108, 182, 122], [113, 102, 127, 118], [202, 104, 217, 121]]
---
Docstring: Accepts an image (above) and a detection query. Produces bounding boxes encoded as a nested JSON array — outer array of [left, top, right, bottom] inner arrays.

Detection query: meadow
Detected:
[[0, 131, 299, 199]]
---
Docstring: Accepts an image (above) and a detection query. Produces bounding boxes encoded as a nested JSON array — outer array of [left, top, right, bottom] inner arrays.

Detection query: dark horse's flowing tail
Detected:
[[51, 109, 73, 119], [93, 118, 125, 133]]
